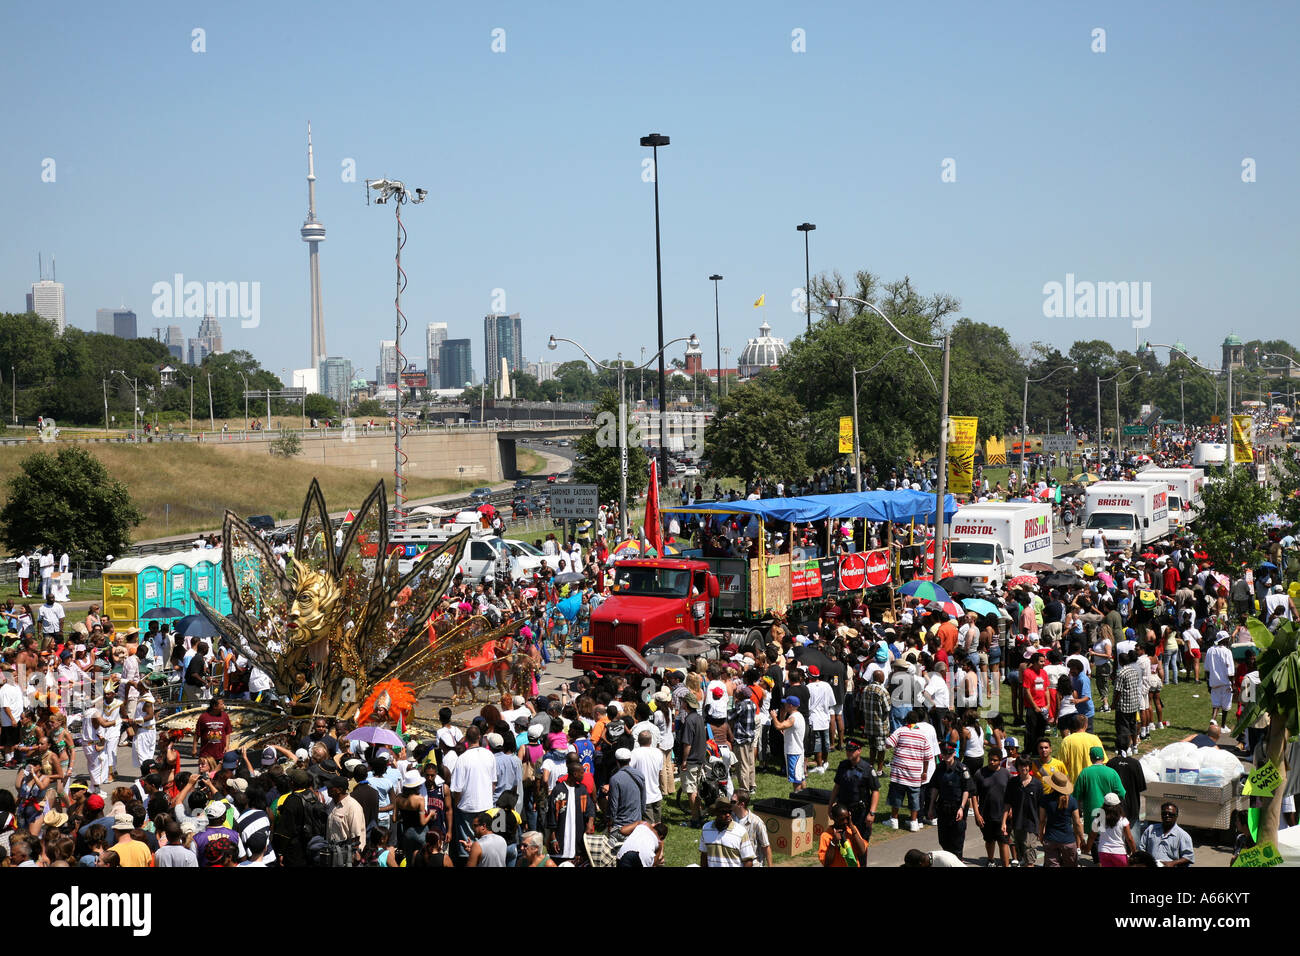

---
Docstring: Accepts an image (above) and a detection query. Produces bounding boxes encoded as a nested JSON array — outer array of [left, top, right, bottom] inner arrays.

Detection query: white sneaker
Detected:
[[909, 820, 921, 832], [888, 817, 899, 829]]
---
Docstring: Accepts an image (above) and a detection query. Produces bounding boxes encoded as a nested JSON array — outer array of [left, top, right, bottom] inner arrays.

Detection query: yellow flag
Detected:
[[753, 294, 765, 308], [946, 416, 978, 493], [1232, 414, 1254, 463], [838, 416, 854, 453]]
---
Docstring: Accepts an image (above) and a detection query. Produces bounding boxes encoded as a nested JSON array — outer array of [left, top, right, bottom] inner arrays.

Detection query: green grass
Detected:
[[659, 676, 1215, 867]]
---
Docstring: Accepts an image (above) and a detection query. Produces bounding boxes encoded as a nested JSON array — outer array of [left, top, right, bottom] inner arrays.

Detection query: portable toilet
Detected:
[[190, 550, 221, 614], [162, 555, 194, 616], [102, 557, 150, 624], [137, 560, 168, 620]]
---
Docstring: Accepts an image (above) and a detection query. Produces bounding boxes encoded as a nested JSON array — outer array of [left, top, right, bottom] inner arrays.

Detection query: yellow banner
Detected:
[[946, 416, 978, 494], [1232, 414, 1254, 463], [838, 416, 854, 454], [984, 436, 1007, 465]]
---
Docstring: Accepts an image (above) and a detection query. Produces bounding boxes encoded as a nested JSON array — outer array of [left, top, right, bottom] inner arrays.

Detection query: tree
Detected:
[[270, 432, 303, 458], [1275, 446, 1300, 540], [303, 393, 339, 420], [572, 391, 648, 508], [1195, 467, 1275, 571], [1235, 616, 1299, 849], [704, 381, 806, 486], [0, 447, 143, 560], [352, 398, 386, 418]]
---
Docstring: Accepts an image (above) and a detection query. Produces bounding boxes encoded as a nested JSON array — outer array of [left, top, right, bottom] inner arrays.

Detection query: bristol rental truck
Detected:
[[1136, 467, 1206, 530], [1082, 481, 1171, 554], [948, 502, 1054, 593]]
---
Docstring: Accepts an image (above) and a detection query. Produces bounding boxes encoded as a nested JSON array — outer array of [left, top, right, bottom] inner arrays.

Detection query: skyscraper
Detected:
[[425, 322, 448, 384], [439, 338, 473, 390], [319, 357, 353, 408], [301, 122, 328, 372], [196, 314, 223, 354], [27, 280, 65, 334], [96, 308, 116, 335], [166, 326, 184, 362], [378, 340, 398, 385], [113, 310, 137, 339], [187, 338, 211, 365], [483, 313, 523, 390]]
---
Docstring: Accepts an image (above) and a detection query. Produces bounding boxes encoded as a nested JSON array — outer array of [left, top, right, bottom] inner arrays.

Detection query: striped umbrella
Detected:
[[898, 580, 952, 604], [927, 599, 963, 617], [612, 539, 643, 556]]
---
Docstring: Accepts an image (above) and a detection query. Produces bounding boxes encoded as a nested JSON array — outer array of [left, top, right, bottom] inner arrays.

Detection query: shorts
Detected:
[[829, 703, 844, 717], [988, 647, 1002, 666], [1188, 648, 1201, 659], [1099, 851, 1128, 867], [785, 753, 807, 784], [681, 763, 706, 795], [981, 820, 1009, 844], [887, 781, 921, 812], [1137, 692, 1150, 710], [0, 726, 18, 747], [811, 729, 831, 754], [1210, 685, 1233, 710]]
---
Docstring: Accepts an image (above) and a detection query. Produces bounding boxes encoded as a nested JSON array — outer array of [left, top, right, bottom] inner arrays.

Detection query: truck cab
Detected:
[[574, 558, 719, 673]]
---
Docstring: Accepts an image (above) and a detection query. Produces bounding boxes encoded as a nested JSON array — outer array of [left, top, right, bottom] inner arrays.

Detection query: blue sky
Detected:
[[3, 1, 1297, 381]]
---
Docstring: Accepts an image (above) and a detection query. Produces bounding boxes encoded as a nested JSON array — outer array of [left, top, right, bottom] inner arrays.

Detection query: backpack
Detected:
[[290, 790, 329, 849]]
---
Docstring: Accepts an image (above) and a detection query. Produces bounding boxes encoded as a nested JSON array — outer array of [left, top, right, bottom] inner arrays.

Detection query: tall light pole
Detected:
[[207, 373, 215, 432], [851, 345, 936, 491], [640, 132, 670, 484], [237, 371, 250, 436], [1115, 370, 1147, 462], [550, 332, 698, 538], [721, 347, 731, 399], [830, 295, 951, 565], [796, 223, 816, 334], [10, 366, 14, 424], [1021, 365, 1077, 476], [101, 378, 109, 434], [366, 177, 428, 528], [110, 370, 139, 442], [709, 274, 723, 408], [1096, 365, 1140, 474]]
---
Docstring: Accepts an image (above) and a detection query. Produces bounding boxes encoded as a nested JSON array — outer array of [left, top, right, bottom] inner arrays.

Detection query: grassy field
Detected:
[[660, 675, 1217, 867], [0, 443, 481, 542]]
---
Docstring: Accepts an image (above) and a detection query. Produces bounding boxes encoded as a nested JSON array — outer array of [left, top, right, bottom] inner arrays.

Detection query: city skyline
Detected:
[[4, 4, 1297, 381]]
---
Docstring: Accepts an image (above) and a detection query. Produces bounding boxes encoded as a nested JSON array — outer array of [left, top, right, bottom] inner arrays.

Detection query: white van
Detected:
[[1136, 467, 1206, 529], [1082, 481, 1170, 554], [948, 502, 1055, 592], [1192, 443, 1227, 468]]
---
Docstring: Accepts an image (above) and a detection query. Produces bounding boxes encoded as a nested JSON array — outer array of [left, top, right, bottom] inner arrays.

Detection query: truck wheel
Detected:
[[743, 627, 768, 652]]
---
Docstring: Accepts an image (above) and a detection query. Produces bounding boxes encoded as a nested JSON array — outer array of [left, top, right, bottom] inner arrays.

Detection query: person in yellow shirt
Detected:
[[1032, 738, 1068, 794], [1058, 715, 1105, 781], [110, 815, 154, 867]]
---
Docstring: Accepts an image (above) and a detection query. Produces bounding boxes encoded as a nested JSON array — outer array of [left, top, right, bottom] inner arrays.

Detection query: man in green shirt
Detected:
[[1073, 745, 1125, 837]]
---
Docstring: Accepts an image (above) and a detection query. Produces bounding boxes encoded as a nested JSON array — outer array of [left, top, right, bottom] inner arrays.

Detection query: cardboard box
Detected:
[[1142, 779, 1242, 830], [793, 787, 833, 844], [753, 798, 815, 857]]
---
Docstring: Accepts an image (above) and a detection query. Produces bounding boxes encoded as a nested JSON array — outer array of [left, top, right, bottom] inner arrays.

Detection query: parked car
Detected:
[[247, 515, 276, 534], [469, 487, 493, 503]]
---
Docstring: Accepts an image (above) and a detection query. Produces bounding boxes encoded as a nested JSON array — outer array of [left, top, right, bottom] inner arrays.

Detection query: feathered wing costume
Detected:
[[155, 479, 531, 746]]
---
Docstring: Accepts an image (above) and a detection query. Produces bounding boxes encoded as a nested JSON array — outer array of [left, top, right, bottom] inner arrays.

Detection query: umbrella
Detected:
[[1259, 561, 1279, 571], [617, 644, 653, 676], [174, 614, 220, 639], [899, 580, 951, 603], [644, 651, 691, 674], [1062, 484, 1086, 497], [477, 503, 496, 515], [1022, 562, 1054, 574], [1071, 472, 1100, 483], [1074, 548, 1106, 563], [660, 544, 681, 556], [792, 646, 835, 676], [345, 726, 404, 748], [1140, 551, 1158, 561], [612, 539, 643, 556], [937, 576, 975, 598], [962, 598, 1000, 617], [1007, 574, 1038, 588], [140, 606, 185, 620], [553, 572, 586, 586], [657, 636, 714, 657], [927, 599, 963, 617]]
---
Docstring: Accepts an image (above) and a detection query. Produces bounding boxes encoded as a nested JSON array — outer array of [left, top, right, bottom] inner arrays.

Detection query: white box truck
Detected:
[[1136, 467, 1206, 529], [948, 502, 1055, 593], [1082, 481, 1171, 554]]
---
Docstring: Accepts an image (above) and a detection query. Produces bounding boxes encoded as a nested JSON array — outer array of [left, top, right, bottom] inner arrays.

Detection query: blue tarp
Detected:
[[663, 489, 957, 525]]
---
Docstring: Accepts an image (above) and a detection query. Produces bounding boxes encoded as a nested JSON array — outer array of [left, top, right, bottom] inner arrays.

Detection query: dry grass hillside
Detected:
[[0, 442, 499, 541]]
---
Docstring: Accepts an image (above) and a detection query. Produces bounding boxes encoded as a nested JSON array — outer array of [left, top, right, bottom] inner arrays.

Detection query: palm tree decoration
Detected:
[[1236, 616, 1300, 849]]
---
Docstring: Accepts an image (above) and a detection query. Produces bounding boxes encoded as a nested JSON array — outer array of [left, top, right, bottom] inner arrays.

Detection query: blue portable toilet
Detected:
[[190, 551, 225, 613], [137, 561, 168, 620], [163, 557, 193, 616]]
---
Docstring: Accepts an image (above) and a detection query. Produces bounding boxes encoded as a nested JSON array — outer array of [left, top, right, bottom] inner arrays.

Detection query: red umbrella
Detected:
[[1140, 551, 1158, 560], [477, 503, 496, 515], [927, 599, 963, 617], [1007, 574, 1038, 588]]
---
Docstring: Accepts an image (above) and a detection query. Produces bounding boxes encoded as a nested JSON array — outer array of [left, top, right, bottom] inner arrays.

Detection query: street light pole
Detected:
[[850, 345, 936, 493], [1021, 365, 1077, 477], [709, 275, 723, 409], [551, 331, 697, 540], [207, 373, 215, 432], [238, 372, 250, 436], [640, 133, 671, 486], [796, 223, 815, 334]]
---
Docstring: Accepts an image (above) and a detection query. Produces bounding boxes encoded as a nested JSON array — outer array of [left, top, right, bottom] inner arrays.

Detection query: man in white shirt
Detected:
[[628, 730, 664, 822], [0, 672, 26, 764], [37, 594, 65, 643], [81, 693, 115, 792], [58, 551, 69, 574], [16, 553, 30, 597], [806, 667, 835, 774], [448, 726, 497, 864], [38, 550, 54, 598]]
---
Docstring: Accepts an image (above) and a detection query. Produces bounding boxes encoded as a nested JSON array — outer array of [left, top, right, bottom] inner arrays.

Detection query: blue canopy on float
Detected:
[[662, 489, 957, 525]]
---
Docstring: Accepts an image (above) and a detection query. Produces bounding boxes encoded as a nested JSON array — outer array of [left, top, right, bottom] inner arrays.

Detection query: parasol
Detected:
[[174, 613, 221, 639], [961, 598, 1000, 617], [1007, 574, 1038, 588], [1040, 571, 1082, 588], [1022, 562, 1054, 573], [612, 539, 643, 556], [345, 726, 404, 748], [937, 576, 975, 598], [899, 580, 951, 604], [927, 599, 963, 617], [140, 606, 185, 620]]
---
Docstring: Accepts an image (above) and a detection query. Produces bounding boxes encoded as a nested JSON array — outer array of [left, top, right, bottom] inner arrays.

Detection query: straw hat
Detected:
[[1048, 771, 1073, 796]]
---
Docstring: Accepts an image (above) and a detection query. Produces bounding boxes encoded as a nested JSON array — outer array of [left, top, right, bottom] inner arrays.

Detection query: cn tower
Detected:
[[301, 122, 327, 371]]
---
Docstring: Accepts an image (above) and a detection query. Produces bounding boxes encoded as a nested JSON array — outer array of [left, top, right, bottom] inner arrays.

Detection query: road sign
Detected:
[[838, 552, 867, 591], [1042, 434, 1075, 454], [548, 483, 599, 519], [1123, 425, 1149, 436]]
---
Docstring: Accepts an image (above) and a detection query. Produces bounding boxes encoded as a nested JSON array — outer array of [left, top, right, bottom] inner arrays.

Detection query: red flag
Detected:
[[644, 458, 663, 555]]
